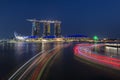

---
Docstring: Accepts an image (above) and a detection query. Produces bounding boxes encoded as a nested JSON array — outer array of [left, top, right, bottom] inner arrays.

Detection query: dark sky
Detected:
[[0, 0, 120, 39]]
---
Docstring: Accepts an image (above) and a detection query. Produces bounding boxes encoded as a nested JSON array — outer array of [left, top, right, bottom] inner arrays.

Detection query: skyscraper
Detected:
[[32, 22, 40, 36], [54, 22, 61, 37], [43, 22, 50, 36]]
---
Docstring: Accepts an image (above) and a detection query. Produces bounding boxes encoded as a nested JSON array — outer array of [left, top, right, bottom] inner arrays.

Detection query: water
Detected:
[[93, 44, 120, 58], [44, 42, 120, 80], [104, 46, 120, 58], [0, 42, 55, 80], [0, 42, 120, 80]]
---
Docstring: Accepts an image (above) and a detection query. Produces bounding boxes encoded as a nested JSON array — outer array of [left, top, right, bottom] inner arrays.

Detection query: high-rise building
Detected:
[[43, 22, 50, 36], [28, 19, 61, 38], [32, 22, 40, 36], [54, 22, 61, 37]]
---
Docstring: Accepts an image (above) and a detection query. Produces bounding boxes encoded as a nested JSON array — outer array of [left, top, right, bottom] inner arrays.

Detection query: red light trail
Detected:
[[74, 44, 120, 70]]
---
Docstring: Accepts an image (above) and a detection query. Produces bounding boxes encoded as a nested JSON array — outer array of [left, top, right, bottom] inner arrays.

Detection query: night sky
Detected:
[[0, 0, 120, 39]]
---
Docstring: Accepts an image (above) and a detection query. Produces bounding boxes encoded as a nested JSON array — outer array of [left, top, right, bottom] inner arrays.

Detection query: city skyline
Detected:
[[0, 0, 120, 39]]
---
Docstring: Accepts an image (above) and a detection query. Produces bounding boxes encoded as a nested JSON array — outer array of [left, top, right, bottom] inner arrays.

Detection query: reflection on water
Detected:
[[13, 42, 43, 65], [92, 44, 120, 58], [0, 42, 61, 79], [93, 45, 120, 58], [105, 46, 120, 58]]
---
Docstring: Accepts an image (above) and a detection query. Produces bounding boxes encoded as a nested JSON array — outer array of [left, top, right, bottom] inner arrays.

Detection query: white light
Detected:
[[42, 39, 47, 42], [16, 36, 25, 40]]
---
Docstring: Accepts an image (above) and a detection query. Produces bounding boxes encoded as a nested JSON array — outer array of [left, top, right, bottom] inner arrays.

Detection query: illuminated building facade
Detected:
[[54, 22, 61, 37], [43, 22, 50, 36], [32, 22, 40, 36], [27, 19, 61, 37]]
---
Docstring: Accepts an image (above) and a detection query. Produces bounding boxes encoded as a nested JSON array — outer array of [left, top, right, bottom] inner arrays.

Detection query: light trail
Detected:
[[8, 43, 68, 80], [8, 50, 45, 80], [18, 47, 57, 80], [31, 45, 62, 80], [74, 44, 120, 70], [9, 47, 57, 80]]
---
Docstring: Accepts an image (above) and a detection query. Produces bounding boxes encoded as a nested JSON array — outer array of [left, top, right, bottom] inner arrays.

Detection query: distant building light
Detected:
[[93, 36, 99, 41]]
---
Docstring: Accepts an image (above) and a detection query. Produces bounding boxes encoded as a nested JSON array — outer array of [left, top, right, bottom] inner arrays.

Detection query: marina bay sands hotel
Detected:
[[27, 19, 61, 38]]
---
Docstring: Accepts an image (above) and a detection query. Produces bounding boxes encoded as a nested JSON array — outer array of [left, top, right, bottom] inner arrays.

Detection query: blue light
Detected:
[[64, 34, 88, 38]]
